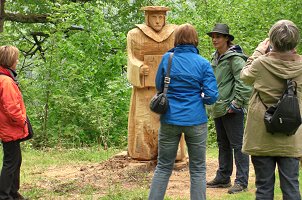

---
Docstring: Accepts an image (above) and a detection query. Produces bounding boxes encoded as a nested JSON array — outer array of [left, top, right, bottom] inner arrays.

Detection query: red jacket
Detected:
[[0, 67, 28, 142]]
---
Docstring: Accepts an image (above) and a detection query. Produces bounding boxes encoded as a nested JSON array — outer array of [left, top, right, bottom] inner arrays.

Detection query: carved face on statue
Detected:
[[148, 13, 165, 32]]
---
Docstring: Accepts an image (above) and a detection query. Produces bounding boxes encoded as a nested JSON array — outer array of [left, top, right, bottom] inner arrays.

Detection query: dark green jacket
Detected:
[[211, 45, 252, 118]]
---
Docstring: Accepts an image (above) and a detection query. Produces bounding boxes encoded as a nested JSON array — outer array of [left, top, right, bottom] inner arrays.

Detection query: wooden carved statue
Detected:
[[127, 6, 186, 161]]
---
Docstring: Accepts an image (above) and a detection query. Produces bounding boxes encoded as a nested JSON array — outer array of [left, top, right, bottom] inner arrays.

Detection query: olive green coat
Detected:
[[241, 50, 302, 157], [211, 45, 252, 118]]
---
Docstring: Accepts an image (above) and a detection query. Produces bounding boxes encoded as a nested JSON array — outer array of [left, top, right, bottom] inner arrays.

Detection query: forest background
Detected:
[[0, 0, 301, 149]]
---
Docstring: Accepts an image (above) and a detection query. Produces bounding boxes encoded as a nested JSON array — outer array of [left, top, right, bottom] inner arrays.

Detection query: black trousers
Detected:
[[214, 113, 249, 187], [0, 140, 22, 200], [252, 156, 301, 200]]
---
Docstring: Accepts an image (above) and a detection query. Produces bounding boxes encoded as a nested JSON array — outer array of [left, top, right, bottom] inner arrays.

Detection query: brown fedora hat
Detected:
[[207, 23, 234, 41]]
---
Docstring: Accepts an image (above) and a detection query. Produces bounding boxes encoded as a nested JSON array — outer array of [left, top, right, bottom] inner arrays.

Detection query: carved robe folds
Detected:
[[127, 24, 185, 160]]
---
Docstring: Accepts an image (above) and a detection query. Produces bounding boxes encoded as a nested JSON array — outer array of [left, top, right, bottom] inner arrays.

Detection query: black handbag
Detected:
[[150, 53, 174, 114], [19, 116, 34, 142], [258, 80, 302, 135]]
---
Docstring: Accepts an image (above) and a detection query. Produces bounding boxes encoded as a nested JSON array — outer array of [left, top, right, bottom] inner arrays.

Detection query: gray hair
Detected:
[[269, 20, 300, 52]]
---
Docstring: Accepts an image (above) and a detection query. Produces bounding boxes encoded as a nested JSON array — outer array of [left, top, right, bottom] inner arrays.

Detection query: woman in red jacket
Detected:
[[0, 45, 28, 200]]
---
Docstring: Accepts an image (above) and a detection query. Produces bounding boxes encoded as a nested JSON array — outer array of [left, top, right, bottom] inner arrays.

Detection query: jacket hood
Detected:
[[0, 66, 18, 84], [169, 44, 199, 54], [213, 45, 247, 63], [258, 52, 302, 79]]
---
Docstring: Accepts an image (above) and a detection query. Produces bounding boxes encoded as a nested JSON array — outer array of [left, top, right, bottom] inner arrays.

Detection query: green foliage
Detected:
[[207, 116, 217, 148], [156, 0, 302, 58], [0, 0, 301, 148], [2, 1, 132, 148]]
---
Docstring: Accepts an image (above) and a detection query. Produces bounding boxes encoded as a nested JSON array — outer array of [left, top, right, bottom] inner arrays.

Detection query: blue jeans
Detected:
[[214, 113, 249, 187], [251, 156, 301, 200], [148, 123, 207, 200]]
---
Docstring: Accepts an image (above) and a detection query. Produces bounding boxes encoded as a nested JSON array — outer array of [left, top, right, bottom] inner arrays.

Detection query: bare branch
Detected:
[[4, 12, 49, 23]]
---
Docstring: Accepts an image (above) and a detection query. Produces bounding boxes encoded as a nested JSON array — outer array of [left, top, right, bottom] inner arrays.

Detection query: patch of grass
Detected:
[[209, 192, 254, 200], [102, 185, 148, 200], [165, 196, 188, 200], [101, 185, 188, 200], [21, 145, 119, 167], [22, 187, 49, 200], [53, 180, 79, 195], [79, 184, 99, 195], [206, 146, 219, 159]]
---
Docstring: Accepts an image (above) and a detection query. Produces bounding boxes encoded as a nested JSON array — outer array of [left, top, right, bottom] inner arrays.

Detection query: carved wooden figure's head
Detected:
[[148, 13, 165, 32], [141, 6, 170, 32]]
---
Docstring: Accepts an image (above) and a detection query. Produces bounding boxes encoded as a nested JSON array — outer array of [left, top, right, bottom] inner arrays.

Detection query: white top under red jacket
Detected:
[[0, 66, 28, 142]]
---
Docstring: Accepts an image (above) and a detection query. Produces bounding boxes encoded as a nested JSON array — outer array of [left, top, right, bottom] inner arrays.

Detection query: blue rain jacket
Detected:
[[155, 45, 218, 126]]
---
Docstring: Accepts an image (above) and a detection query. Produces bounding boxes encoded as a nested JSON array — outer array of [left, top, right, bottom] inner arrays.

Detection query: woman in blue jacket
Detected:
[[148, 23, 218, 200]]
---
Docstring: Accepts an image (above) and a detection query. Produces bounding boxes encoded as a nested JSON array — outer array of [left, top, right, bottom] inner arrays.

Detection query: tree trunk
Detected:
[[0, 0, 5, 32]]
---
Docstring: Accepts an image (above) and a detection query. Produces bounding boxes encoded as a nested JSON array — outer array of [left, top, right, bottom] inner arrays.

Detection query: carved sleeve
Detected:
[[126, 29, 144, 88]]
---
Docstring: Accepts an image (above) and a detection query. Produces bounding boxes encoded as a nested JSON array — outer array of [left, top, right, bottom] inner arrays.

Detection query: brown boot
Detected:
[[227, 183, 247, 194], [206, 178, 231, 188]]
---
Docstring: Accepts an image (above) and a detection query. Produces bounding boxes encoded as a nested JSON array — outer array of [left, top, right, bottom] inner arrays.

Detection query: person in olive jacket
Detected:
[[241, 20, 302, 200], [206, 23, 252, 194]]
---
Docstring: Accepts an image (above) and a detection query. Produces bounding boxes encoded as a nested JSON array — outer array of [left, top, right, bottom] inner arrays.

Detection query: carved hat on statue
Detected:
[[141, 6, 170, 27]]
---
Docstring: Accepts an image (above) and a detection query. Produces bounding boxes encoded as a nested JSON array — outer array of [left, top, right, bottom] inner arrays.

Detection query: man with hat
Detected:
[[126, 6, 186, 161], [206, 23, 252, 194]]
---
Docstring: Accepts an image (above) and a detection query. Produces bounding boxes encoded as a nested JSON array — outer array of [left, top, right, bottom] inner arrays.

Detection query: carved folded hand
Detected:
[[140, 65, 150, 76]]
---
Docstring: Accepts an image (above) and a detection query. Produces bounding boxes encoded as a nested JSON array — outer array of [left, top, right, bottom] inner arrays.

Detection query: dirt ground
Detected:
[[38, 151, 255, 199]]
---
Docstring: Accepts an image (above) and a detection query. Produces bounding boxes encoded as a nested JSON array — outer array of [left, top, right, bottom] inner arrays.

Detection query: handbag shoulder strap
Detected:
[[163, 53, 174, 94], [257, 79, 295, 109], [257, 91, 268, 109], [287, 79, 297, 96]]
